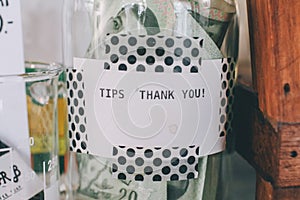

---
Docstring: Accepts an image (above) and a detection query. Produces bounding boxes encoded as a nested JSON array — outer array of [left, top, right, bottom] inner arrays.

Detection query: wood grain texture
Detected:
[[234, 84, 300, 187], [243, 0, 300, 198], [278, 124, 300, 187], [252, 110, 279, 185], [256, 174, 273, 200], [246, 0, 300, 122], [256, 174, 300, 200], [234, 84, 278, 185]]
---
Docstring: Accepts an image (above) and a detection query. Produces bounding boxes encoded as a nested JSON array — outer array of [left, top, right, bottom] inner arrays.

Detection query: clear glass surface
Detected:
[[0, 62, 62, 199], [63, 1, 239, 199]]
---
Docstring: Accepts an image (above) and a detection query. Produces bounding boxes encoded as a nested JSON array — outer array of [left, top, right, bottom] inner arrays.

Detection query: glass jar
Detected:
[[20, 1, 70, 195], [0, 63, 62, 199], [63, 0, 238, 199]]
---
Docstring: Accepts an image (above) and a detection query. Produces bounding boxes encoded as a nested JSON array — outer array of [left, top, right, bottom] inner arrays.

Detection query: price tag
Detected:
[[0, 0, 25, 75]]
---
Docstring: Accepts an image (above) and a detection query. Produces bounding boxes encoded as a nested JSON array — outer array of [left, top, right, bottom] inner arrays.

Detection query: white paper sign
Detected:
[[0, 77, 30, 164], [0, 148, 43, 200], [0, 0, 25, 75], [70, 58, 226, 157], [0, 0, 29, 167]]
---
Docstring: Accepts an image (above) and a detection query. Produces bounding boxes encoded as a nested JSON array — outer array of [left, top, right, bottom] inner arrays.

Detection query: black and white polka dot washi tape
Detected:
[[111, 145, 200, 181], [101, 34, 204, 73]]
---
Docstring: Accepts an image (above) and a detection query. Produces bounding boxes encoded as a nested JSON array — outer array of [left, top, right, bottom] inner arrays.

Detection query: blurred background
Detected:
[[20, 0, 256, 199]]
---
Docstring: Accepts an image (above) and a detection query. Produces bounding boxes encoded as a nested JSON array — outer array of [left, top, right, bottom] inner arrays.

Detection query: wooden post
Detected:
[[247, 0, 300, 122], [234, 0, 300, 199]]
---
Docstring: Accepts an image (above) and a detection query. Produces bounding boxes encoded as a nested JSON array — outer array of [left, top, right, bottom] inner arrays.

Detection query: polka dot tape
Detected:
[[66, 69, 88, 154], [219, 58, 236, 138], [111, 145, 199, 181], [101, 34, 205, 73]]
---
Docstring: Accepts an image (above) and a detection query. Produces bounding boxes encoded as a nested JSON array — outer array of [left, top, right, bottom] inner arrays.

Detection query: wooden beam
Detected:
[[236, 0, 300, 198], [246, 0, 300, 122], [278, 123, 300, 186], [234, 84, 300, 188]]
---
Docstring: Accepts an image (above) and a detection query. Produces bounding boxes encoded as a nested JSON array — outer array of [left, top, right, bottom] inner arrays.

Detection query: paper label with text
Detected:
[[0, 148, 43, 200], [67, 57, 235, 158]]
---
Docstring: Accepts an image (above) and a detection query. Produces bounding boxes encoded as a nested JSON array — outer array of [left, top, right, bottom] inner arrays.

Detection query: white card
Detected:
[[0, 0, 25, 75], [0, 77, 30, 164], [0, 148, 43, 200], [71, 58, 226, 157]]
